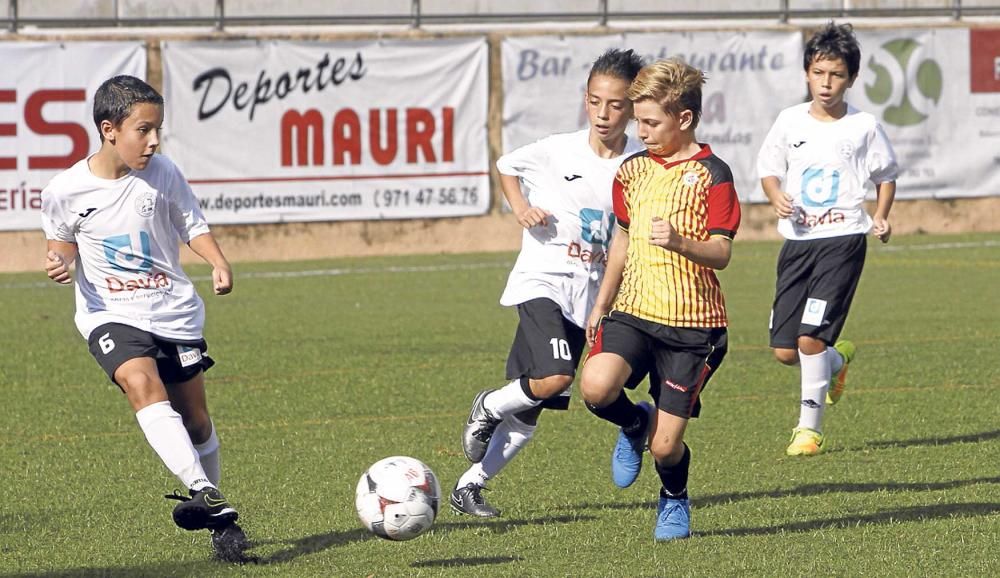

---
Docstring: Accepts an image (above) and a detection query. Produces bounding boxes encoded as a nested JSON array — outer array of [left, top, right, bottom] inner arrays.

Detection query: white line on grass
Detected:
[[0, 260, 512, 290]]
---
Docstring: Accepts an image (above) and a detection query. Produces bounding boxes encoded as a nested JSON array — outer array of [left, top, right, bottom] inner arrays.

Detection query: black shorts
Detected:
[[87, 323, 215, 389], [769, 234, 866, 349], [590, 311, 727, 419], [506, 298, 586, 410]]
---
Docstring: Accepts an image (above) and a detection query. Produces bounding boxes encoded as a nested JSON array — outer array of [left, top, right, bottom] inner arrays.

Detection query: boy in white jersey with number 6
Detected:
[[756, 22, 899, 456], [455, 49, 645, 517], [41, 75, 251, 561]]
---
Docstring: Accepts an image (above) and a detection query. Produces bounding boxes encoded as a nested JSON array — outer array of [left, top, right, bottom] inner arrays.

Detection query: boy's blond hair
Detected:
[[626, 58, 706, 129]]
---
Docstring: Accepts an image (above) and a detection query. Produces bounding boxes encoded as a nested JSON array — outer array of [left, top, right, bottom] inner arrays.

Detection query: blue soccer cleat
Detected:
[[610, 401, 652, 488], [654, 495, 691, 541]]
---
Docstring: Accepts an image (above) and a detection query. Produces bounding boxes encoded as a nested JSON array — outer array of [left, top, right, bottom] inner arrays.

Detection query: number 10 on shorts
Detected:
[[549, 338, 571, 361]]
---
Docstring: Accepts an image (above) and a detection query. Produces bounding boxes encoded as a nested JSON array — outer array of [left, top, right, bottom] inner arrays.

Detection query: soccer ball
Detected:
[[355, 456, 440, 541]]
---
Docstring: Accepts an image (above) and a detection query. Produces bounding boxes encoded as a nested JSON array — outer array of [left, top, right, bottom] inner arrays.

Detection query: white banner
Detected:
[[161, 38, 489, 224], [850, 28, 1000, 199], [0, 42, 146, 231], [501, 32, 804, 203]]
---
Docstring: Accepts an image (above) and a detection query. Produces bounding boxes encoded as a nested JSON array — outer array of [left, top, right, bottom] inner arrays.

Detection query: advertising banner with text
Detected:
[[501, 32, 804, 203], [850, 28, 1000, 199], [0, 42, 146, 231], [161, 38, 489, 224]]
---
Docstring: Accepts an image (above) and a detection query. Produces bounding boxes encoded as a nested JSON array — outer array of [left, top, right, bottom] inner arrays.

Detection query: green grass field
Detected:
[[1, 232, 998, 577]]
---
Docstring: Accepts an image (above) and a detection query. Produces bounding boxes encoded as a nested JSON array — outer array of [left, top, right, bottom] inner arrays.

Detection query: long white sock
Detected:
[[483, 379, 541, 418], [456, 416, 536, 488], [193, 421, 221, 486], [135, 401, 212, 491], [797, 350, 829, 432], [827, 346, 844, 375]]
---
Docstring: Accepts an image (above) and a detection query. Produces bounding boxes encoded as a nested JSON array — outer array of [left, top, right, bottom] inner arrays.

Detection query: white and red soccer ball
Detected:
[[355, 456, 440, 541]]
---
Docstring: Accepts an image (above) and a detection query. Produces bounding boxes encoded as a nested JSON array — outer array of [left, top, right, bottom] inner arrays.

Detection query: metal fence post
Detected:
[[215, 0, 224, 31], [599, 0, 608, 27], [953, 0, 962, 20], [411, 0, 421, 28], [8, 0, 16, 32], [779, 0, 789, 23]]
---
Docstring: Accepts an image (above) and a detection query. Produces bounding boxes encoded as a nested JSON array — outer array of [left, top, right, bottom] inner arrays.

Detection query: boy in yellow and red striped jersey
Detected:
[[580, 58, 740, 541]]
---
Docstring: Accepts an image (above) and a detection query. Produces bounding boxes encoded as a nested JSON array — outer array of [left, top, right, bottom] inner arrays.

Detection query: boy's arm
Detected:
[[188, 232, 233, 295], [586, 228, 629, 346], [45, 240, 78, 285], [649, 217, 733, 270], [501, 173, 551, 228], [761, 176, 794, 219], [871, 180, 896, 243]]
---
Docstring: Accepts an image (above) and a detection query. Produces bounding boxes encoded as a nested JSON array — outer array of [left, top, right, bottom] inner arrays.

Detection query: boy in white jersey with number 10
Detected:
[[756, 22, 899, 456], [41, 75, 251, 562], [455, 49, 646, 517]]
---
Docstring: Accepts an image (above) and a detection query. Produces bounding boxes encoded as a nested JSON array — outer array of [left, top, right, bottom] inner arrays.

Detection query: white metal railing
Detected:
[[3, 0, 999, 33]]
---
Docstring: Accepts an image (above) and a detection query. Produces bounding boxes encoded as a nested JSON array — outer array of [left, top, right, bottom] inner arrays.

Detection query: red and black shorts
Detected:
[[589, 311, 727, 419], [87, 322, 215, 390], [506, 298, 586, 410]]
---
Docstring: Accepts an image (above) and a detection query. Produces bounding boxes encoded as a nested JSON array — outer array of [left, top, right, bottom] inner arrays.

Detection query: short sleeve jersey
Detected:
[[41, 154, 211, 340], [498, 129, 644, 328], [612, 144, 740, 328], [756, 102, 899, 240]]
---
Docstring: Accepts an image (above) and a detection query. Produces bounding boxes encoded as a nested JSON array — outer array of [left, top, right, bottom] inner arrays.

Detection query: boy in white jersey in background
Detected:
[[455, 49, 645, 517], [756, 23, 898, 456], [41, 75, 251, 561]]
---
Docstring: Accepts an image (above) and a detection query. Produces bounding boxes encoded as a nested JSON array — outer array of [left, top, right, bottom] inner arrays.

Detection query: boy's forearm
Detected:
[[188, 232, 230, 269], [673, 236, 732, 270], [761, 176, 784, 203], [47, 239, 78, 263], [594, 231, 628, 310], [874, 181, 896, 219], [500, 173, 529, 214]]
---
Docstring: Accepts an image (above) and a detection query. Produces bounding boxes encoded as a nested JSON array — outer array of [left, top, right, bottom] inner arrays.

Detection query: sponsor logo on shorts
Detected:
[[665, 379, 689, 393], [801, 399, 822, 409]]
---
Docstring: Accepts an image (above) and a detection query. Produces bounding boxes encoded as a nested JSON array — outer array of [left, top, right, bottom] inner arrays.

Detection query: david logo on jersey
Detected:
[[796, 168, 846, 228], [102, 232, 170, 293], [567, 208, 611, 266]]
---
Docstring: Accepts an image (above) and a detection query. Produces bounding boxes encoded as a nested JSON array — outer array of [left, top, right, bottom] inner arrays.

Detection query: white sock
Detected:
[[827, 346, 844, 375], [456, 416, 537, 487], [483, 379, 541, 418], [797, 350, 829, 432], [193, 421, 221, 486], [135, 401, 212, 491]]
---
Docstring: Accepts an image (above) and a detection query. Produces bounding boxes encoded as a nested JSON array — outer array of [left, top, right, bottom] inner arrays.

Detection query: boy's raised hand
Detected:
[[515, 206, 552, 229], [649, 216, 680, 251], [213, 265, 233, 295], [45, 250, 72, 285], [872, 216, 892, 243], [771, 191, 795, 219]]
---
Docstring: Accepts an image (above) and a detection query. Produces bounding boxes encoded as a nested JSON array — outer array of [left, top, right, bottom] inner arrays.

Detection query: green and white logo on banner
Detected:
[[864, 38, 942, 126]]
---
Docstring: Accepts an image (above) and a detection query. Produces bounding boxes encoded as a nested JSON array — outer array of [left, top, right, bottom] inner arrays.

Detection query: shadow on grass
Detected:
[[559, 475, 1000, 512], [413, 556, 523, 568], [840, 429, 1000, 451], [1, 514, 593, 577], [699, 502, 1000, 538]]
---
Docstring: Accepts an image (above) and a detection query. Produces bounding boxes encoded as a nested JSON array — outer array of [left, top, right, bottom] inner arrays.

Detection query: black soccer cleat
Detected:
[[211, 521, 257, 564], [462, 389, 502, 463], [450, 483, 500, 518], [165, 487, 238, 531]]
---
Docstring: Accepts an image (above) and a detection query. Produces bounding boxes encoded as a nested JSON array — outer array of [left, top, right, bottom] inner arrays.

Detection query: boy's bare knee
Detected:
[[649, 435, 683, 463], [580, 376, 614, 406], [773, 348, 798, 365]]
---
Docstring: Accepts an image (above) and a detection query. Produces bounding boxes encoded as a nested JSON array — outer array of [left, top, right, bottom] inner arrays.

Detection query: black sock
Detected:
[[655, 443, 691, 499], [586, 392, 647, 435]]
